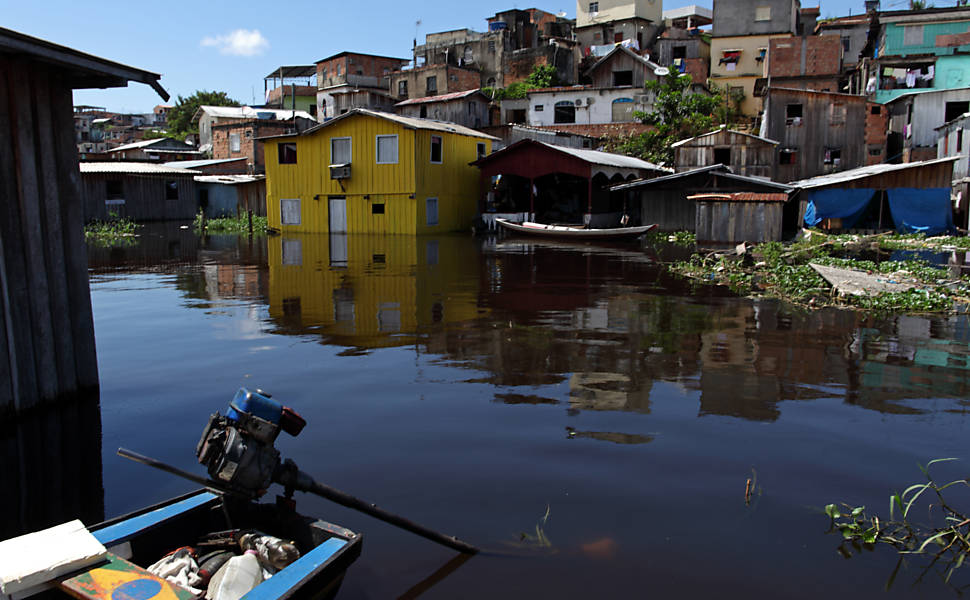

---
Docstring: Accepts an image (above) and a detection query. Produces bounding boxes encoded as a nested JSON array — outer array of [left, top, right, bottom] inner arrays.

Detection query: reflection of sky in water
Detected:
[[77, 232, 970, 599]]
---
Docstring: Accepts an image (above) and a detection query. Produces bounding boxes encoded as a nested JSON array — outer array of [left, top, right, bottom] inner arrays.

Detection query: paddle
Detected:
[[117, 448, 479, 554]]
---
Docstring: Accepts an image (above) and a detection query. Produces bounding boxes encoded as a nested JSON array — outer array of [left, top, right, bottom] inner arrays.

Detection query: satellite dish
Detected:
[[654, 67, 670, 76]]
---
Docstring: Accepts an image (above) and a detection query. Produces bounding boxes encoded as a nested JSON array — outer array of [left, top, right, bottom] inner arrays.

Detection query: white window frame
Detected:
[[376, 134, 398, 164], [426, 197, 439, 226], [281, 198, 301, 225], [229, 132, 241, 153], [331, 136, 352, 164], [430, 135, 443, 164]]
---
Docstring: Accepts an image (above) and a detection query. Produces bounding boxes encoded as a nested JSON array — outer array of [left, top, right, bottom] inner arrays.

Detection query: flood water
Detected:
[[18, 223, 970, 597]]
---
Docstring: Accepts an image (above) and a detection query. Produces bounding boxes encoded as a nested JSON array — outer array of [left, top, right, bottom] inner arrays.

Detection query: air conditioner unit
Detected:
[[574, 98, 584, 107], [330, 163, 351, 179]]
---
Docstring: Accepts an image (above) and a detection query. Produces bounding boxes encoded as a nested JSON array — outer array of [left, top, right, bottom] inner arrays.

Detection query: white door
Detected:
[[329, 196, 347, 233]]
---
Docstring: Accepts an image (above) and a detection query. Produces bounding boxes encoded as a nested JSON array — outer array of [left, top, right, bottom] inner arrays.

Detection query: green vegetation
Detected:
[[668, 231, 970, 314], [194, 210, 268, 235], [482, 65, 559, 100], [84, 213, 141, 247], [644, 229, 696, 246], [603, 71, 722, 165], [826, 459, 970, 588], [166, 90, 240, 140]]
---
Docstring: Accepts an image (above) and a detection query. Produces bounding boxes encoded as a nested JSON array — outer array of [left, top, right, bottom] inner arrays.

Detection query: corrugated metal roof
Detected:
[[79, 162, 199, 175], [789, 157, 959, 189], [264, 65, 315, 79], [583, 45, 663, 78], [194, 174, 265, 184], [196, 105, 315, 121], [611, 164, 794, 191], [395, 89, 484, 106], [108, 137, 194, 153], [671, 126, 779, 148], [537, 142, 671, 171], [265, 108, 499, 141], [163, 158, 247, 169]]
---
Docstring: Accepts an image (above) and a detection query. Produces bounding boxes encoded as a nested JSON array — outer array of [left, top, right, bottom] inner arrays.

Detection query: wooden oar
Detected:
[[117, 448, 479, 555]]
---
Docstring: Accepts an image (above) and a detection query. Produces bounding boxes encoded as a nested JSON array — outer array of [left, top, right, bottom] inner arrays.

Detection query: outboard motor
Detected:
[[196, 388, 306, 495]]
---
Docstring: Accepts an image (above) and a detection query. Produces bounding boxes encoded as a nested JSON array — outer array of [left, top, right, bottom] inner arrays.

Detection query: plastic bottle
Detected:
[[205, 551, 263, 600]]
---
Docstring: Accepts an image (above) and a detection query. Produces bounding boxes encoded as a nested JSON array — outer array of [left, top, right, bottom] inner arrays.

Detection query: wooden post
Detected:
[[248, 209, 254, 235]]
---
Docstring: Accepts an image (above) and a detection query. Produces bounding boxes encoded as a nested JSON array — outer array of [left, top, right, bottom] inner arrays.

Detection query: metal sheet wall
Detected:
[[81, 173, 197, 222], [695, 201, 783, 242], [640, 190, 697, 231]]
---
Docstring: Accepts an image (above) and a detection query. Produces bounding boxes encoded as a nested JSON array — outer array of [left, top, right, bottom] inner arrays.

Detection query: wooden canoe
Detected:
[[494, 218, 657, 240]]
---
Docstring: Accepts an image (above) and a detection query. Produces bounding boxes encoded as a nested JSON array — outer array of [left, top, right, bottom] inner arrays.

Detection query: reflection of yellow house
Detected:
[[263, 109, 496, 235], [710, 34, 791, 117], [267, 233, 485, 348]]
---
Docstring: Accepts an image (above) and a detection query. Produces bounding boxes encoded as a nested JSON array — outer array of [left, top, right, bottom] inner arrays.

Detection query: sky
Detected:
[[5, 0, 872, 114]]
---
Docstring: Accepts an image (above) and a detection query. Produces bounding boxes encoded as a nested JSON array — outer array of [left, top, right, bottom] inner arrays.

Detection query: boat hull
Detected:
[[494, 218, 657, 240]]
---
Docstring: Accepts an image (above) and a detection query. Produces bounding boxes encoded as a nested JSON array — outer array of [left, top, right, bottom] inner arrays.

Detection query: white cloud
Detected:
[[201, 29, 269, 57]]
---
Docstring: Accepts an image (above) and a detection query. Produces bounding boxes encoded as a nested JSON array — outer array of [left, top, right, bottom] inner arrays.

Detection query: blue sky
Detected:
[[6, 0, 869, 113]]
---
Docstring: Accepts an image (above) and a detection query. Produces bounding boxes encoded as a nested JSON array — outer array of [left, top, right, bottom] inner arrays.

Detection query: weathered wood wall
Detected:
[[81, 173, 197, 222], [0, 57, 99, 416], [674, 129, 776, 179], [695, 200, 783, 243], [237, 180, 267, 217]]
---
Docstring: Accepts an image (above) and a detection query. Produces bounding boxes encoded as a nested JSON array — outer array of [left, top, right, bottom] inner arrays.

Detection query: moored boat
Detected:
[[2, 490, 361, 600], [494, 218, 657, 240]]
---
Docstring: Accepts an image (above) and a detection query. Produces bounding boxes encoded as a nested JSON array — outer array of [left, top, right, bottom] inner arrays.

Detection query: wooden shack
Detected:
[[195, 175, 267, 218], [80, 163, 198, 222], [672, 127, 778, 179], [0, 26, 167, 416], [690, 193, 789, 243], [612, 165, 794, 232]]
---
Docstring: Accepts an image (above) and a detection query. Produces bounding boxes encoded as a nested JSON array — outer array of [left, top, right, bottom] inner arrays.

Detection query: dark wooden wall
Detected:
[[81, 174, 197, 222], [0, 57, 99, 416], [237, 180, 267, 217]]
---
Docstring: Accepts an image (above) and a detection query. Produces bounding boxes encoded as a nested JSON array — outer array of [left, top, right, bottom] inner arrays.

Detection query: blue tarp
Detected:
[[887, 188, 953, 235], [803, 188, 876, 228]]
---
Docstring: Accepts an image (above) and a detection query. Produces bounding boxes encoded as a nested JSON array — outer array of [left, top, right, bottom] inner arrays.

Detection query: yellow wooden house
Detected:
[[263, 108, 497, 234]]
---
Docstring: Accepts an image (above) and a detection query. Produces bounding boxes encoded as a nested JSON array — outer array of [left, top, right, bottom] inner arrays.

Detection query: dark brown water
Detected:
[[30, 225, 970, 597]]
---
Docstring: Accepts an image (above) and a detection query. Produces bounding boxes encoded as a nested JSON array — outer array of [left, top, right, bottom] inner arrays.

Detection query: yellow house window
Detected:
[[281, 198, 301, 225], [426, 197, 439, 225], [278, 143, 297, 164], [376, 134, 398, 164], [430, 135, 442, 163], [331, 137, 352, 164]]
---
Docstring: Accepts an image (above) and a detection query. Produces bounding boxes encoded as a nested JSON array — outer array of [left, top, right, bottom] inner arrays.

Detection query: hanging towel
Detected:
[[906, 71, 917, 87]]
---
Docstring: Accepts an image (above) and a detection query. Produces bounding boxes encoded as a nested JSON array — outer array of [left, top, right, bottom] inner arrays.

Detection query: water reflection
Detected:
[[259, 233, 970, 425], [0, 394, 104, 540], [266, 234, 486, 350]]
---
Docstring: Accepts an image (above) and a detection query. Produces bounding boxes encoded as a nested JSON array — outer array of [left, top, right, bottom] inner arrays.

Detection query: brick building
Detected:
[[212, 118, 315, 173], [315, 52, 410, 120], [390, 65, 481, 101], [766, 34, 842, 93]]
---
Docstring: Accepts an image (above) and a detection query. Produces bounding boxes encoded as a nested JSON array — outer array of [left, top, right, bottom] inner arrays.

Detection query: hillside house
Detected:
[[710, 0, 803, 117], [858, 6, 970, 104], [315, 52, 410, 120], [575, 0, 663, 55], [885, 87, 970, 163], [672, 127, 778, 179], [395, 89, 491, 129], [763, 87, 886, 181], [263, 109, 497, 234], [194, 106, 315, 155], [264, 65, 317, 116], [107, 137, 202, 161]]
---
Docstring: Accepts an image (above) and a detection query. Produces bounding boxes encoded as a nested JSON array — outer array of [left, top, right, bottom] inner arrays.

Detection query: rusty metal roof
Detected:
[[688, 192, 789, 202], [395, 89, 486, 106]]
